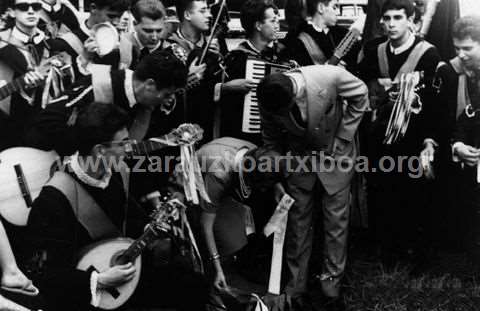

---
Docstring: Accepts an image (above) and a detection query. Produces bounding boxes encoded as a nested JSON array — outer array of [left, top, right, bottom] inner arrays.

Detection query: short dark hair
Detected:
[[131, 0, 165, 22], [381, 0, 415, 18], [306, 0, 332, 18], [175, 0, 205, 22], [93, 0, 130, 12], [453, 15, 480, 44], [257, 73, 294, 113], [77, 103, 130, 155], [134, 49, 188, 90], [240, 0, 278, 37]]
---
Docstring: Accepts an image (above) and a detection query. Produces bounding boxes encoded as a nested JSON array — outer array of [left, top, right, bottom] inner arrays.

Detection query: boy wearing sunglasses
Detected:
[[0, 0, 57, 152]]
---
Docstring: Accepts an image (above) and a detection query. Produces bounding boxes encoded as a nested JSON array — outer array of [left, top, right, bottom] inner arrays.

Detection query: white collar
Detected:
[[308, 21, 329, 34], [69, 152, 112, 189], [41, 0, 62, 13], [11, 26, 45, 45], [176, 28, 205, 48], [124, 69, 137, 108], [389, 32, 415, 55], [133, 31, 162, 52]]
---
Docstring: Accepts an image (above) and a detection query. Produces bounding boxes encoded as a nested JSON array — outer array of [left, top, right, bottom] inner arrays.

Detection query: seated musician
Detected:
[[7, 102, 208, 311], [215, 0, 290, 146], [48, 0, 129, 78], [24, 49, 187, 156], [287, 0, 360, 69], [358, 0, 440, 261], [0, 0, 64, 151], [195, 137, 285, 292]]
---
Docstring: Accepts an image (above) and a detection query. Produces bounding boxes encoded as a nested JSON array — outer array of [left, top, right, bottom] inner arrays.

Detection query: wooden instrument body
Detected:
[[76, 238, 142, 310], [0, 147, 59, 226]]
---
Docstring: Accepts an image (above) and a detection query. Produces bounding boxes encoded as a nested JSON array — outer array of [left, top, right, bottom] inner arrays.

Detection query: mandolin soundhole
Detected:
[[110, 250, 129, 266]]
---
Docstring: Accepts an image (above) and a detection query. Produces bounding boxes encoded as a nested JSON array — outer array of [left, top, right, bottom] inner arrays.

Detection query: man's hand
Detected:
[[23, 70, 44, 88], [420, 142, 435, 179], [97, 263, 136, 288], [213, 270, 230, 293], [332, 137, 350, 156], [221, 79, 255, 94], [84, 37, 99, 61], [188, 57, 207, 82], [455, 142, 480, 166]]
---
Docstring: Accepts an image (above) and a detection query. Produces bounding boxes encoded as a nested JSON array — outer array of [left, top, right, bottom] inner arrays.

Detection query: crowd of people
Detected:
[[0, 0, 479, 310]]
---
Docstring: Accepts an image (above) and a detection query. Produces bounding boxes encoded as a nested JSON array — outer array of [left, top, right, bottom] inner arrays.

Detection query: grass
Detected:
[[341, 244, 480, 311]]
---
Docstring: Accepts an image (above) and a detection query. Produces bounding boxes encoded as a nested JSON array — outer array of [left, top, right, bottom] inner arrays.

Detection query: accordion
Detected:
[[242, 58, 290, 134]]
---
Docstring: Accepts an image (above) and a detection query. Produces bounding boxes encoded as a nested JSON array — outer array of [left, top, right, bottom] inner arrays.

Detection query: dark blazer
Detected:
[[261, 65, 368, 194]]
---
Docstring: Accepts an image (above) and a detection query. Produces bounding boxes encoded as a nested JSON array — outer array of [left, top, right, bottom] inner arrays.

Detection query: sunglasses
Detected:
[[14, 2, 42, 11]]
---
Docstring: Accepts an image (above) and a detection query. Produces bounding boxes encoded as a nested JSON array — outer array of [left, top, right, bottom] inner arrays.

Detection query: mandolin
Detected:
[[76, 199, 180, 310]]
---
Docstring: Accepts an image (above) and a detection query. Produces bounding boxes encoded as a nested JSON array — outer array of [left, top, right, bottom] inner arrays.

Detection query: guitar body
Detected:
[[76, 238, 142, 310], [0, 147, 59, 226]]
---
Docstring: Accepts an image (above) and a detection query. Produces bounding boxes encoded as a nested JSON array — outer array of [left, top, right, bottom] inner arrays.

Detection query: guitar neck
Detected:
[[0, 76, 29, 101], [118, 226, 159, 263], [328, 28, 360, 66]]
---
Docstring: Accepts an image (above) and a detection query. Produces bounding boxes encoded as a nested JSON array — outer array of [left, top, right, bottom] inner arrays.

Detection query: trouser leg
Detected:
[[283, 175, 317, 297], [320, 185, 351, 297]]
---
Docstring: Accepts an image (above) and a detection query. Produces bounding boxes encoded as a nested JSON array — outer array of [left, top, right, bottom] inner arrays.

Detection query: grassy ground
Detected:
[[343, 251, 480, 311]]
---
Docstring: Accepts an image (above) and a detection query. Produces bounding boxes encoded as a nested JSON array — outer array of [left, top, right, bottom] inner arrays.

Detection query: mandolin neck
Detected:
[[328, 28, 361, 66], [118, 226, 159, 263], [124, 134, 173, 157]]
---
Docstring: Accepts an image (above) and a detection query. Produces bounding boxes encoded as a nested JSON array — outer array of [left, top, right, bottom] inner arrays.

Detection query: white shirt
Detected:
[[308, 21, 330, 34], [124, 69, 137, 107], [389, 32, 415, 55]]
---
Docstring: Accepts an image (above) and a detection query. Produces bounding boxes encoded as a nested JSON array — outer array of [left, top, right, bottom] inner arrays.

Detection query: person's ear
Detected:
[[318, 3, 325, 15], [255, 21, 263, 32], [184, 9, 191, 22]]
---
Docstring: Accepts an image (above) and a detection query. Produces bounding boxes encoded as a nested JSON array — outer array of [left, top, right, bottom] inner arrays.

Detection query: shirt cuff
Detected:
[[90, 271, 101, 307], [214, 83, 222, 102], [452, 142, 464, 163]]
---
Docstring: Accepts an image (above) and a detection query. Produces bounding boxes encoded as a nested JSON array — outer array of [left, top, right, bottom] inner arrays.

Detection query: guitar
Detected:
[[76, 199, 180, 310], [328, 14, 366, 66], [0, 124, 202, 226], [0, 54, 71, 101]]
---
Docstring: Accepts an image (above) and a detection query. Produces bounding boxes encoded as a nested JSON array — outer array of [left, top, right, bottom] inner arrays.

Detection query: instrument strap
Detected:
[[297, 32, 327, 65], [377, 40, 433, 80], [449, 57, 471, 119], [46, 171, 121, 240], [118, 33, 133, 70], [90, 64, 114, 104]]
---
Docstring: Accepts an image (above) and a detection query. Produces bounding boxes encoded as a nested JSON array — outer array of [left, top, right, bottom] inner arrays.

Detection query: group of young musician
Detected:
[[0, 0, 480, 310]]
